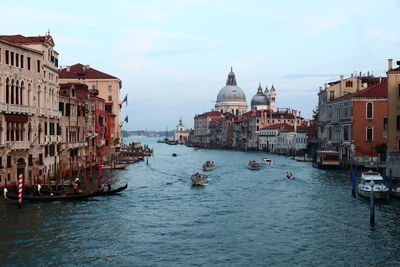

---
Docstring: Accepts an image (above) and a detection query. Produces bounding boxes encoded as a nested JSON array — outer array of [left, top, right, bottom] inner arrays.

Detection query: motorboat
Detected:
[[357, 170, 389, 199], [248, 160, 261, 170], [285, 172, 294, 179], [390, 186, 400, 198], [261, 158, 273, 165], [191, 173, 208, 186], [203, 161, 215, 171], [172, 153, 177, 157]]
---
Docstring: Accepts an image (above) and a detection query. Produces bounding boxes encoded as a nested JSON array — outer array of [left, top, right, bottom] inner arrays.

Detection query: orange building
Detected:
[[340, 80, 388, 160]]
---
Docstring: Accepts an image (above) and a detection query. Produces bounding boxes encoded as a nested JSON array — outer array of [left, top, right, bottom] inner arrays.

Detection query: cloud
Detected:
[[55, 35, 90, 46], [280, 73, 339, 80], [118, 28, 225, 45], [159, 68, 194, 76], [230, 56, 264, 69], [367, 29, 400, 46]]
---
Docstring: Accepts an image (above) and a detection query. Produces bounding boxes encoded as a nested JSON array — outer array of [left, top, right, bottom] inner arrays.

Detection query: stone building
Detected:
[[0, 33, 60, 189], [58, 83, 96, 178], [250, 83, 277, 112], [59, 64, 122, 152], [174, 119, 191, 143], [215, 68, 247, 116]]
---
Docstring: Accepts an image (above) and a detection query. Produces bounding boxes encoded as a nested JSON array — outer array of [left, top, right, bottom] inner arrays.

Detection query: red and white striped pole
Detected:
[[18, 174, 23, 209]]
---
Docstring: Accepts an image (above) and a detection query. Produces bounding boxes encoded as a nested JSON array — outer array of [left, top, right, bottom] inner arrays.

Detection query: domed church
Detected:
[[251, 83, 277, 112], [215, 68, 248, 116]]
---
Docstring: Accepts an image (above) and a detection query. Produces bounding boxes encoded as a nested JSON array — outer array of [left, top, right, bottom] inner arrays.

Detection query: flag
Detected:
[[121, 94, 128, 106], [124, 115, 128, 123]]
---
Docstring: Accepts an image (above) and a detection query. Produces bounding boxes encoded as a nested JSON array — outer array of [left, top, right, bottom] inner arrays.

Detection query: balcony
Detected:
[[4, 104, 34, 115], [0, 103, 7, 112], [39, 108, 61, 118], [7, 141, 31, 150]]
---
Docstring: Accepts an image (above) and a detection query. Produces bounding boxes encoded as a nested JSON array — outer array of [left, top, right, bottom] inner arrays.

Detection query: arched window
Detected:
[[366, 126, 373, 141], [398, 83, 400, 97], [366, 102, 373, 119], [10, 79, 14, 104], [5, 78, 9, 104], [20, 81, 24, 105], [15, 81, 19, 105]]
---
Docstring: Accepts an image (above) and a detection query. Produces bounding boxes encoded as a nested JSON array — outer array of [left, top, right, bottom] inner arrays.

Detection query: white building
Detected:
[[174, 119, 191, 143], [215, 68, 247, 116]]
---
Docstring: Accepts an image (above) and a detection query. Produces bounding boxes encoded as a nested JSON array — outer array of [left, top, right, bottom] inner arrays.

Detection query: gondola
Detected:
[[97, 183, 128, 196], [6, 191, 100, 202]]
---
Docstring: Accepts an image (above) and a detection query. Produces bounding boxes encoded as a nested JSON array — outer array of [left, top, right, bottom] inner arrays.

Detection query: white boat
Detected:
[[261, 158, 273, 165], [390, 186, 400, 198], [203, 161, 215, 171], [191, 173, 208, 186], [357, 171, 389, 199], [248, 160, 261, 170]]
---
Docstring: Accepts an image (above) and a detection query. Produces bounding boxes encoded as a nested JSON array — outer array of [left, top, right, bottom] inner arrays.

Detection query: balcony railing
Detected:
[[0, 103, 7, 112], [7, 141, 31, 150], [3, 104, 35, 114]]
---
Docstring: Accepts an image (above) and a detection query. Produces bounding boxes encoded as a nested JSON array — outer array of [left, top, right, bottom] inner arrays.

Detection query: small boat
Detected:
[[157, 140, 164, 143], [357, 170, 389, 199], [6, 191, 99, 202], [103, 163, 128, 170], [390, 186, 400, 198], [261, 158, 273, 165], [248, 160, 261, 170], [285, 172, 294, 179], [203, 161, 215, 171], [97, 183, 128, 196], [191, 173, 208, 186], [172, 153, 177, 157]]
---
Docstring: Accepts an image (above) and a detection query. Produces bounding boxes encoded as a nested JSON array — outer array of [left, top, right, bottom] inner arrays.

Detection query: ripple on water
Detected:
[[1, 138, 400, 266]]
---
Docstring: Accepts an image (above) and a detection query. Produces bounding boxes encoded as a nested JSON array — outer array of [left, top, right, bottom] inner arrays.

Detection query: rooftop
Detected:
[[59, 63, 118, 80]]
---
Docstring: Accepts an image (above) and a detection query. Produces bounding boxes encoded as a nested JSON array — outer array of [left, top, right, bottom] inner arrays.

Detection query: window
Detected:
[[37, 60, 41, 72], [397, 115, 400, 130], [343, 126, 349, 141], [329, 91, 335, 100], [27, 57, 31, 70], [28, 154, 33, 166], [329, 127, 332, 139], [10, 52, 14, 65], [7, 156, 11, 168], [366, 126, 373, 141], [366, 102, 373, 119], [20, 55, 24, 68], [5, 50, 9, 64], [0, 156, 2, 168], [15, 53, 19, 67], [108, 85, 112, 92], [44, 122, 48, 135], [59, 102, 64, 115], [39, 154, 43, 164], [66, 103, 71, 116], [108, 95, 112, 101]]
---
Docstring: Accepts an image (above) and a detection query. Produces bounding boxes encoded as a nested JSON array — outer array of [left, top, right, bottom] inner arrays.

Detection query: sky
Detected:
[[1, 0, 399, 130]]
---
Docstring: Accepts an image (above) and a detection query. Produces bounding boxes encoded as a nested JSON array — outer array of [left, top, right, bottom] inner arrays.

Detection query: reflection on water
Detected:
[[1, 137, 400, 266]]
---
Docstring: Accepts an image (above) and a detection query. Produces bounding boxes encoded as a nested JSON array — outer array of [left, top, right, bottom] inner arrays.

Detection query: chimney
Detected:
[[340, 75, 344, 82], [397, 60, 400, 67], [379, 76, 382, 83], [86, 65, 90, 70], [319, 86, 322, 92], [324, 83, 328, 89], [66, 66, 70, 72], [388, 59, 393, 71]]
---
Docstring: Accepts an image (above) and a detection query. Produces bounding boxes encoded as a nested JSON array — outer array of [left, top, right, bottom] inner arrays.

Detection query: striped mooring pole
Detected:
[[18, 174, 23, 209]]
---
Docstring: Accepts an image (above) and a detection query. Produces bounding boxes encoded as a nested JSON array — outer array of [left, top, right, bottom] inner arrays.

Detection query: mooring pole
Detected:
[[18, 174, 23, 209], [351, 168, 356, 198], [370, 181, 375, 225]]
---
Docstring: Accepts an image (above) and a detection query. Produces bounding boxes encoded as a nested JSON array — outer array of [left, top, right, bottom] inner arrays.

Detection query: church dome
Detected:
[[251, 83, 269, 106], [216, 68, 247, 102]]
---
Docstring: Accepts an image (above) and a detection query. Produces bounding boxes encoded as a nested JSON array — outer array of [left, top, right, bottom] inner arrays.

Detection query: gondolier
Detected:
[[3, 188, 8, 199]]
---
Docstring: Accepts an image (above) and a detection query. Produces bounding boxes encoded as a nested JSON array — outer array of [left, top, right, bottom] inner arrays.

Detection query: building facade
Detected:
[[59, 64, 122, 152], [0, 33, 60, 189]]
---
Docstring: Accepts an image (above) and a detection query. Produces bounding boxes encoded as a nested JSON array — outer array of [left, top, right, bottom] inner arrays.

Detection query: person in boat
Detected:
[[37, 184, 42, 195], [107, 184, 111, 192], [73, 182, 78, 193], [75, 177, 81, 186], [3, 188, 8, 199]]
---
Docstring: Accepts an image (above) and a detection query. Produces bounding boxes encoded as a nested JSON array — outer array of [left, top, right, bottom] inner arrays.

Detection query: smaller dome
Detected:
[[251, 83, 270, 106], [264, 85, 269, 94]]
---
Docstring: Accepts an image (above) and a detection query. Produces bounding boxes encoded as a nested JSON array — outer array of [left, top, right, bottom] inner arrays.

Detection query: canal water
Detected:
[[1, 137, 400, 266]]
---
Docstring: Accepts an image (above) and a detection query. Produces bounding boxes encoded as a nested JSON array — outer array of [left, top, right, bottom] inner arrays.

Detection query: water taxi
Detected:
[[102, 163, 128, 170], [248, 160, 261, 170], [191, 173, 208, 186], [203, 161, 215, 171], [357, 171, 389, 199], [261, 158, 273, 165], [313, 151, 340, 168]]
